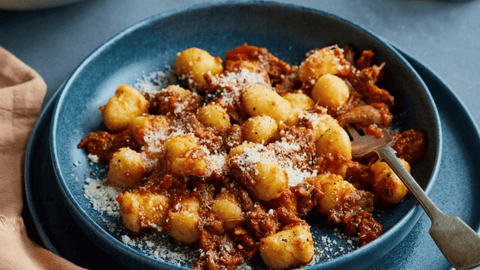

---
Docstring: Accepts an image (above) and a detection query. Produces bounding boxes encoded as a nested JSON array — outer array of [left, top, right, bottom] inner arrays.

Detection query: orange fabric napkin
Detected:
[[0, 46, 86, 269]]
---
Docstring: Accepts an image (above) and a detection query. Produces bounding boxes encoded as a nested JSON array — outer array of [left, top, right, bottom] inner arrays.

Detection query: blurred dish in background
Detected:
[[0, 0, 86, 10]]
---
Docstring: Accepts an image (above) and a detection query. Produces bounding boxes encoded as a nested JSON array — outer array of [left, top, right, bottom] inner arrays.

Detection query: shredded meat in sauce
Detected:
[[78, 43, 427, 270]]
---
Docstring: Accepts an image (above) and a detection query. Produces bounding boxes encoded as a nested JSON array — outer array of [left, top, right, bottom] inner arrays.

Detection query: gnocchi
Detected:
[[310, 174, 355, 216], [260, 225, 314, 270], [312, 74, 350, 109], [117, 191, 170, 233], [211, 192, 244, 230], [100, 84, 148, 132], [79, 44, 427, 270], [164, 135, 199, 162], [228, 141, 257, 157], [297, 47, 340, 87], [196, 103, 231, 130], [107, 147, 146, 188], [168, 197, 201, 244], [241, 84, 292, 124], [252, 161, 289, 201], [283, 92, 315, 126], [242, 115, 278, 144], [370, 159, 411, 204], [128, 115, 170, 145], [174, 47, 224, 91], [164, 135, 207, 176], [315, 125, 352, 160]]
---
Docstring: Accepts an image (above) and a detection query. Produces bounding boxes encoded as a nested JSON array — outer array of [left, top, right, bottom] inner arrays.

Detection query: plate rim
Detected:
[[24, 84, 63, 256]]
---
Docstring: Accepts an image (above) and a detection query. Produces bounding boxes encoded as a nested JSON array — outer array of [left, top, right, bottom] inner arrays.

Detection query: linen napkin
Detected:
[[0, 46, 86, 269]]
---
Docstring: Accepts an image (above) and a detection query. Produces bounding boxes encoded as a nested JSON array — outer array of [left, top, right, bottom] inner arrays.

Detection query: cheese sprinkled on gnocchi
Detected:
[[78, 43, 426, 270]]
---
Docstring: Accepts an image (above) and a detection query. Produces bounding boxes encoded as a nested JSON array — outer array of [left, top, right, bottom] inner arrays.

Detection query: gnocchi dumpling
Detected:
[[128, 115, 170, 145], [312, 74, 350, 109], [228, 141, 258, 157], [242, 115, 278, 144], [297, 47, 340, 87], [196, 103, 231, 130], [311, 174, 355, 216], [117, 191, 170, 233], [170, 152, 208, 177], [211, 192, 244, 230], [315, 125, 352, 177], [174, 47, 223, 91], [260, 225, 314, 270], [305, 113, 340, 140], [315, 125, 352, 160], [168, 197, 201, 244], [107, 147, 146, 188], [100, 84, 148, 132], [252, 161, 288, 201], [165, 84, 194, 101], [164, 135, 199, 162], [370, 159, 410, 204], [242, 84, 292, 124], [164, 134, 207, 176], [283, 92, 315, 126]]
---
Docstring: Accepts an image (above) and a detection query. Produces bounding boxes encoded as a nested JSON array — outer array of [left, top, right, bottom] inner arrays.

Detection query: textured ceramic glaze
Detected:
[[49, 1, 441, 269]]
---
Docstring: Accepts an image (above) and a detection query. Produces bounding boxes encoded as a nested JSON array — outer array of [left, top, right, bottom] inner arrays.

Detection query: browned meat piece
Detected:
[[337, 104, 393, 128], [392, 129, 427, 165], [225, 43, 296, 86], [344, 211, 382, 246], [77, 130, 139, 163]]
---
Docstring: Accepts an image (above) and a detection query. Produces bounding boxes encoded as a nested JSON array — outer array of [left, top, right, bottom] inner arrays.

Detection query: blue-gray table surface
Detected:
[[1, 0, 479, 118], [1, 0, 479, 269]]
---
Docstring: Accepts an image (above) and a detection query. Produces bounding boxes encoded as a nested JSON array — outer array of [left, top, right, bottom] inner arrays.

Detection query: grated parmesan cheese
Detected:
[[84, 178, 121, 217], [87, 154, 99, 163], [208, 68, 268, 107], [79, 58, 370, 268], [236, 143, 317, 187], [134, 68, 178, 97]]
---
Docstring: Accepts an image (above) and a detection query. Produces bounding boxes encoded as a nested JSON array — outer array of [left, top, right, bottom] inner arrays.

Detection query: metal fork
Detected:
[[346, 126, 480, 270]]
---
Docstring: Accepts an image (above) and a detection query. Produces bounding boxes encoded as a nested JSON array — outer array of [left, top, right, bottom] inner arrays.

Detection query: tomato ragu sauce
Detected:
[[78, 43, 425, 270]]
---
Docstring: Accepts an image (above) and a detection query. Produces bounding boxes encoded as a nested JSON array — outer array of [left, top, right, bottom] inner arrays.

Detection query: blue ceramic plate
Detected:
[[50, 1, 441, 269], [28, 45, 477, 270]]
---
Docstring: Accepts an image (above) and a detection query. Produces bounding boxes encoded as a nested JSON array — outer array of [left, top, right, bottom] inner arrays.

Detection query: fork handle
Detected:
[[378, 145, 480, 270], [377, 145, 442, 219]]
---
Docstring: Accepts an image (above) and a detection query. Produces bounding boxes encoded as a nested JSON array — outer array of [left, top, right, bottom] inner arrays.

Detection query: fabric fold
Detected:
[[0, 46, 86, 270]]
